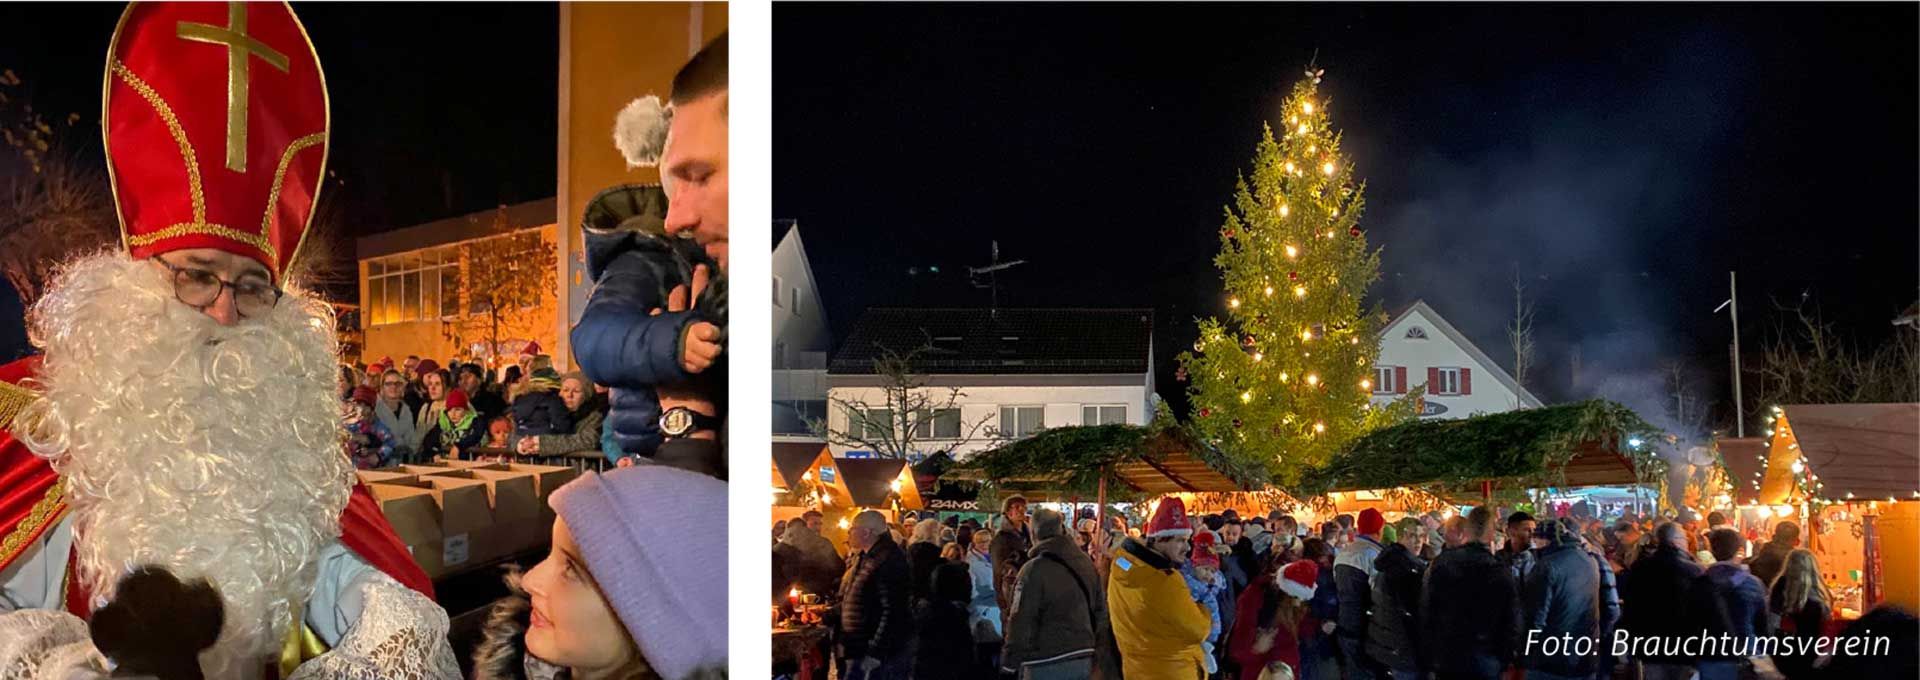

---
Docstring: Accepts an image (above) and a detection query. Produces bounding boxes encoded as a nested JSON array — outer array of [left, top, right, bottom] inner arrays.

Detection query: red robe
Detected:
[[0, 355, 434, 617]]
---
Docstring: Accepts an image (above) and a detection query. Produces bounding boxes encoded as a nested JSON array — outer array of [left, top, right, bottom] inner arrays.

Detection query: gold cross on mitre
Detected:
[[177, 1, 289, 173]]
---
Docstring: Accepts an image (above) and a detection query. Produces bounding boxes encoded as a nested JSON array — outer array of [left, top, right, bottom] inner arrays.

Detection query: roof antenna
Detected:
[[969, 240, 1026, 319]]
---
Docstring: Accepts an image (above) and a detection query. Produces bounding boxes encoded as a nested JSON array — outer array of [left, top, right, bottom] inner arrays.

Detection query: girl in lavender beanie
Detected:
[[474, 465, 727, 679]]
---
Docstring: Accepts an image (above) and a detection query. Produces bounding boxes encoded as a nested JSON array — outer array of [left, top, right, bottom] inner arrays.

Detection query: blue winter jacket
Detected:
[[569, 185, 728, 460]]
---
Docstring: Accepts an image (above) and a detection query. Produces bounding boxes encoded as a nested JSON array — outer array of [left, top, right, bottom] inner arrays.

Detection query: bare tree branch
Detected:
[[1508, 267, 1536, 389], [808, 342, 999, 459]]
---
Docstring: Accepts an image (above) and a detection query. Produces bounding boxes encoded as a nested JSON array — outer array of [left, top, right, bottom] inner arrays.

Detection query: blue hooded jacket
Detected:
[[570, 185, 728, 462]]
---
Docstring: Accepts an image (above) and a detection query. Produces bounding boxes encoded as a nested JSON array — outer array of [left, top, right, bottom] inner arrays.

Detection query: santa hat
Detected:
[[1358, 508, 1385, 536], [350, 386, 377, 406], [444, 389, 470, 410], [522, 341, 543, 357], [1278, 560, 1318, 601], [1190, 531, 1221, 567], [1146, 497, 1194, 539], [416, 359, 440, 375]]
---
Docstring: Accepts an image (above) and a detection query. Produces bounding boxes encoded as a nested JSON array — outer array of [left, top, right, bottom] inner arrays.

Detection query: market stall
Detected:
[[1294, 400, 1667, 516], [1729, 403, 1920, 615]]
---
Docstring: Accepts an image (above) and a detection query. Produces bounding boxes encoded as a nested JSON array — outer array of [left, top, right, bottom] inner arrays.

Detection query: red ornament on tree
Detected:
[[1349, 227, 1362, 237], [1287, 271, 1299, 281], [1176, 366, 1189, 382], [1200, 407, 1212, 418], [1232, 419, 1243, 429], [1224, 228, 1237, 240]]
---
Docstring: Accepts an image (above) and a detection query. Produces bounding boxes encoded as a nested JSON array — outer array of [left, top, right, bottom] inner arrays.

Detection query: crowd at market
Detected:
[[774, 496, 1918, 680], [335, 350, 617, 468]]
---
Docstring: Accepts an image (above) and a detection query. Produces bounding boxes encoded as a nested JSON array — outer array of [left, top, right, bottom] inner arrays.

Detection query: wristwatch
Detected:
[[659, 406, 722, 438]]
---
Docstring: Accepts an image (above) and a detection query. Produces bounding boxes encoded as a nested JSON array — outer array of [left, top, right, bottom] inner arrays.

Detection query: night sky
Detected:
[[776, 3, 1919, 430], [0, 2, 558, 359]]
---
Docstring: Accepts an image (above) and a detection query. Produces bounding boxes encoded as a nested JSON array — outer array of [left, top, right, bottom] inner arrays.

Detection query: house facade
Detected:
[[772, 222, 832, 441], [824, 308, 1157, 460], [1369, 299, 1543, 419]]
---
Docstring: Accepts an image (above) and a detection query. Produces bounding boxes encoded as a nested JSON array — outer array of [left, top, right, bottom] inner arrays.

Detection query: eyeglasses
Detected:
[[154, 256, 282, 318], [382, 381, 406, 387]]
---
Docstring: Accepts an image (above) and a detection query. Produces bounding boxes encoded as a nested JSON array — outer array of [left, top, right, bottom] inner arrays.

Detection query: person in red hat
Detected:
[[1108, 497, 1213, 678], [1333, 508, 1390, 680], [0, 3, 452, 677], [423, 388, 483, 460], [1229, 559, 1324, 680], [1184, 530, 1229, 675], [343, 386, 396, 470]]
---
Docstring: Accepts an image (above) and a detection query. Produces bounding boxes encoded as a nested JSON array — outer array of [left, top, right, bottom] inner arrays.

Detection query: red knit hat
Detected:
[[1358, 508, 1386, 536], [1278, 559, 1318, 600], [350, 386, 377, 406], [1190, 531, 1221, 567], [522, 341, 542, 357], [444, 388, 470, 410], [415, 359, 440, 375], [1146, 497, 1194, 539]]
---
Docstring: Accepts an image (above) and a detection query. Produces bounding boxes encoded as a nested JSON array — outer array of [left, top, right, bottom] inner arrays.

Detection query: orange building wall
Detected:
[[553, 2, 728, 369], [359, 225, 560, 366]]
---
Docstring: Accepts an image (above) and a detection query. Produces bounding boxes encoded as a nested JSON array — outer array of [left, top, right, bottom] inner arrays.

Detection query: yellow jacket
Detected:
[[1107, 539, 1211, 679]]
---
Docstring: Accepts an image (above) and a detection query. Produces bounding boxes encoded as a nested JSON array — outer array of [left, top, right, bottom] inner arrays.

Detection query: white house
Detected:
[[1369, 299, 1543, 419], [824, 308, 1157, 460], [772, 222, 832, 440]]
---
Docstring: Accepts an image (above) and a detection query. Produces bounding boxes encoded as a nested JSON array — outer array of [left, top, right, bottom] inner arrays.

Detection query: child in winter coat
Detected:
[[423, 388, 484, 459], [509, 368, 573, 439], [1185, 531, 1229, 675], [342, 386, 395, 470]]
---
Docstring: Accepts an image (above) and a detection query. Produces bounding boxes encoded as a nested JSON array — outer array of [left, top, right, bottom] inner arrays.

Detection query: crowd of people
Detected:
[[776, 498, 1918, 680], [336, 351, 617, 469]]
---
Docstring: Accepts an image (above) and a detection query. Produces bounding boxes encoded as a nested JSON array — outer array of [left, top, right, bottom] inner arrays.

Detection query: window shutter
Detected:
[[1428, 367, 1441, 394], [1395, 366, 1408, 394], [1462, 367, 1473, 395]]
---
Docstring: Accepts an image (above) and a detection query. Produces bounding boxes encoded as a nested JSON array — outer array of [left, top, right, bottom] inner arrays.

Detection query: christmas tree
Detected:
[[1178, 68, 1419, 486]]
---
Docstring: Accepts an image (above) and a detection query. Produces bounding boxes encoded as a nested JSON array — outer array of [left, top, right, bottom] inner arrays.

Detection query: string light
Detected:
[[1253, 352, 1264, 362], [1241, 391, 1253, 403], [1284, 245, 1298, 258], [1305, 373, 1319, 386], [1293, 286, 1307, 298], [1284, 162, 1295, 175], [1790, 460, 1804, 474], [1322, 162, 1335, 175], [1280, 204, 1291, 217], [1229, 298, 1241, 309], [1300, 328, 1314, 341], [1303, 101, 1315, 114], [1360, 379, 1372, 390], [1265, 285, 1275, 297], [838, 517, 851, 530], [1313, 422, 1326, 434], [1279, 372, 1290, 382]]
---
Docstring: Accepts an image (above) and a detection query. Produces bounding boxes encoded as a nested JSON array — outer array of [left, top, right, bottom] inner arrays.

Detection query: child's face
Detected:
[[1194, 564, 1219, 581], [448, 407, 469, 422]]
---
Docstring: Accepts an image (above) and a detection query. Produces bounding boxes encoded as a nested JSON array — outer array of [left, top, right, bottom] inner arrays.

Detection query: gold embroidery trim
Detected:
[[111, 60, 206, 223], [0, 479, 68, 569], [0, 380, 35, 432], [261, 132, 326, 244], [127, 221, 275, 259]]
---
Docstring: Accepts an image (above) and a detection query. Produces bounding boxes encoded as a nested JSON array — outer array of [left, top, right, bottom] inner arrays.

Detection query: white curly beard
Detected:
[[15, 251, 353, 677]]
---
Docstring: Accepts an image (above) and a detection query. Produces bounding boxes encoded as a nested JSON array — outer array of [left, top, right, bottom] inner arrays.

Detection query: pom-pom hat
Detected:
[[1190, 531, 1221, 567], [1358, 508, 1385, 536], [444, 388, 469, 410], [1146, 497, 1194, 539], [1278, 559, 1318, 600], [104, 2, 330, 284]]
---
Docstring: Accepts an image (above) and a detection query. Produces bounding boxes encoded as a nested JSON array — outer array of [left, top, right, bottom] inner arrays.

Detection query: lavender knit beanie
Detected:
[[550, 464, 727, 679]]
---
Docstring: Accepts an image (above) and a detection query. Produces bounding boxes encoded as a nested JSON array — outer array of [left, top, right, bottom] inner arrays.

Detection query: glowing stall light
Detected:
[[1773, 504, 1795, 517], [1628, 438, 1644, 449], [838, 517, 851, 530], [1790, 460, 1804, 474]]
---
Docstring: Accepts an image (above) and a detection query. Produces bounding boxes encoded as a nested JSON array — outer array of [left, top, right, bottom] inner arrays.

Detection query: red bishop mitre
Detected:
[[104, 1, 328, 284]]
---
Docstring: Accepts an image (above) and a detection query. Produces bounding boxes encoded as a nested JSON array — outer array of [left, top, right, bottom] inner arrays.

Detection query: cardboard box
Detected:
[[366, 476, 493, 579], [422, 468, 543, 562], [454, 463, 581, 526], [355, 469, 417, 486]]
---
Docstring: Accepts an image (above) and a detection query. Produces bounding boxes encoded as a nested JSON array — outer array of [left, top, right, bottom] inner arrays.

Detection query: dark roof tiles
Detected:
[[830, 308, 1153, 375]]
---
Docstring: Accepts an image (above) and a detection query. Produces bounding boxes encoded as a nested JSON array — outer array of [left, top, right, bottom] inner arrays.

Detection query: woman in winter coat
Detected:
[[509, 368, 574, 440], [515, 372, 609, 459], [913, 562, 978, 680], [1767, 549, 1834, 680], [473, 465, 726, 680], [907, 518, 947, 604], [1228, 559, 1322, 680], [1365, 519, 1429, 677]]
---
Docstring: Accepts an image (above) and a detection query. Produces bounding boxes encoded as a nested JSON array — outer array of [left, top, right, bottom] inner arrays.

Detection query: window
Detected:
[[1405, 327, 1428, 340], [773, 341, 787, 369], [999, 406, 1045, 438], [860, 408, 894, 441], [791, 288, 802, 316], [1082, 405, 1127, 426], [365, 244, 466, 326], [773, 276, 784, 307], [1373, 366, 1396, 394], [913, 408, 962, 439], [1436, 367, 1462, 395]]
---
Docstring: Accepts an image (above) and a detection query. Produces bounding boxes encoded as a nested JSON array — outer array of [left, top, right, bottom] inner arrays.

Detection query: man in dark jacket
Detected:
[[1521, 519, 1601, 680], [1499, 511, 1539, 584], [1692, 528, 1771, 680], [1617, 523, 1703, 680], [990, 496, 1033, 632], [455, 363, 509, 424], [1562, 517, 1620, 680], [1745, 521, 1799, 589], [1368, 518, 1429, 678], [1335, 508, 1388, 680], [1421, 506, 1521, 680], [1003, 508, 1111, 679], [837, 510, 914, 679]]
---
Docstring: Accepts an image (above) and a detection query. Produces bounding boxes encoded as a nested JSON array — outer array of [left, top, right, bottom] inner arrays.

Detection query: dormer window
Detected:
[[1405, 327, 1428, 340]]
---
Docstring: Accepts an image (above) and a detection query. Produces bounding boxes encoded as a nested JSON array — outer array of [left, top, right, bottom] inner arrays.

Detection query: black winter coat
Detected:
[[837, 534, 915, 660], [1366, 543, 1426, 673], [511, 389, 573, 438], [913, 599, 976, 680], [1747, 540, 1795, 590], [1617, 546, 1704, 663], [1420, 543, 1521, 680], [1520, 543, 1601, 676], [907, 541, 946, 603]]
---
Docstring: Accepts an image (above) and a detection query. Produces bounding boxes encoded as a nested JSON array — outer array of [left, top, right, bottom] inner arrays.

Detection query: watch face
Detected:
[[662, 408, 692, 435]]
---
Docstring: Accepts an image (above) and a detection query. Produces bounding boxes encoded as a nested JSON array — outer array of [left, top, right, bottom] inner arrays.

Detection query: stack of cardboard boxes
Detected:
[[357, 461, 581, 579]]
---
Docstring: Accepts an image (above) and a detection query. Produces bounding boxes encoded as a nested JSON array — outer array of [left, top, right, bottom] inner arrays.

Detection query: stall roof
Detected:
[[772, 442, 830, 490], [835, 459, 925, 509], [1763, 404, 1919, 503], [1297, 400, 1665, 495], [948, 424, 1266, 501]]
